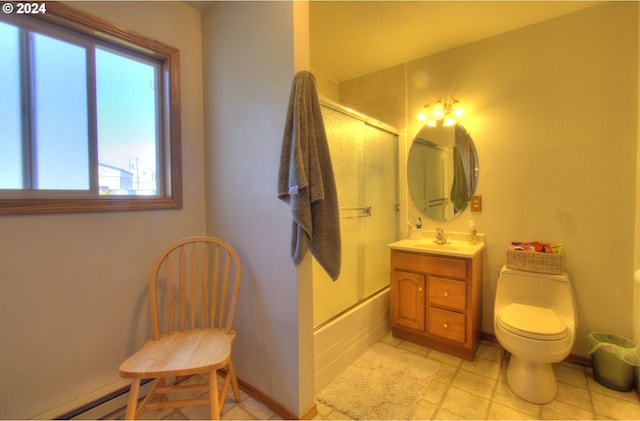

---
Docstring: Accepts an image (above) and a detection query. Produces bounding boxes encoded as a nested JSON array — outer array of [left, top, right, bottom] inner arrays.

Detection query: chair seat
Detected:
[[119, 329, 236, 378]]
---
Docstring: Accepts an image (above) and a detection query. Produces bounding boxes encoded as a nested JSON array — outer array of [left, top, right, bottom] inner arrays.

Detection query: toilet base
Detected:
[[506, 354, 558, 404]]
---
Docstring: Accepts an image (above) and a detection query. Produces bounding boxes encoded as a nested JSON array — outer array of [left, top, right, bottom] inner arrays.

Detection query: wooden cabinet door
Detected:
[[391, 270, 426, 332]]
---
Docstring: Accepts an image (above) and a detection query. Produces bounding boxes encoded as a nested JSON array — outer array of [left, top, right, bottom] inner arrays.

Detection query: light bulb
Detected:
[[416, 107, 429, 122], [431, 99, 444, 119], [452, 103, 464, 118], [443, 117, 456, 127], [418, 98, 465, 125]]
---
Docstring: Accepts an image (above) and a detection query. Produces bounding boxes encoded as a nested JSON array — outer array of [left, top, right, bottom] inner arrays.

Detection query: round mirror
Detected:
[[407, 124, 478, 221]]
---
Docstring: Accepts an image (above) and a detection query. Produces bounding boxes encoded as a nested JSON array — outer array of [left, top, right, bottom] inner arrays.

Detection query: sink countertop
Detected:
[[388, 232, 485, 258]]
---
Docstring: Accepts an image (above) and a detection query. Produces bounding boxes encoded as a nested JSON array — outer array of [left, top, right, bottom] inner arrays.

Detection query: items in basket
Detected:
[[506, 241, 564, 274], [509, 241, 562, 254]]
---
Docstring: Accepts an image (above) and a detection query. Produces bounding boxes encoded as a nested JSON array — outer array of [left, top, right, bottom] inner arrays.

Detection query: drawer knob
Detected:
[[419, 287, 423, 292], [443, 290, 449, 297], [443, 322, 449, 329]]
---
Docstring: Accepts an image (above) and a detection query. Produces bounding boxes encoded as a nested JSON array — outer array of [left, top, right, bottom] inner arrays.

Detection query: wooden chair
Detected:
[[119, 236, 242, 420]]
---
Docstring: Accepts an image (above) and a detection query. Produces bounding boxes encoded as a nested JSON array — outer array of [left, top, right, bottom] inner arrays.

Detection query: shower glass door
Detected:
[[312, 105, 398, 328]]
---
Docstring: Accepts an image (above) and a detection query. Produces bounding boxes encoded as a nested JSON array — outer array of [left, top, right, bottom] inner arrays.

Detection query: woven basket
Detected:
[[506, 249, 563, 275]]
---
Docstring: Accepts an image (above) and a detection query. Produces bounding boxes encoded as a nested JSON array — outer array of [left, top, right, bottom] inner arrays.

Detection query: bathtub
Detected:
[[313, 287, 391, 392]]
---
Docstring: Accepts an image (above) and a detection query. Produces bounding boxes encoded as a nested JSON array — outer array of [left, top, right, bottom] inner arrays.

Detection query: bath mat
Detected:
[[316, 342, 441, 420]]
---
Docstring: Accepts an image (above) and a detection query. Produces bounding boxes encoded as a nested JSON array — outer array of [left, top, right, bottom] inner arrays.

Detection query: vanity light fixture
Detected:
[[416, 97, 464, 127]]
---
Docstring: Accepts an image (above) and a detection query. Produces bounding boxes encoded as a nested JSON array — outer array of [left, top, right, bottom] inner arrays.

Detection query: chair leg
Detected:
[[155, 377, 167, 402], [219, 369, 231, 409], [228, 361, 241, 402], [125, 379, 141, 420], [209, 369, 220, 420]]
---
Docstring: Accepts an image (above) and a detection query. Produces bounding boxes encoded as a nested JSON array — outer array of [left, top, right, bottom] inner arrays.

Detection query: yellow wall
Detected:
[[312, 70, 339, 102], [326, 2, 639, 356], [339, 63, 407, 130], [409, 2, 638, 355]]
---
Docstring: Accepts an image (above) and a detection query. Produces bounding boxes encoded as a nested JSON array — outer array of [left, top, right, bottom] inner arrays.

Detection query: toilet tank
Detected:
[[495, 266, 576, 322]]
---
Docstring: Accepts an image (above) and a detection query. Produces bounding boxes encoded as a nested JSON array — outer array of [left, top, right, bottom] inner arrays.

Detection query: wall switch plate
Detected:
[[470, 195, 482, 212]]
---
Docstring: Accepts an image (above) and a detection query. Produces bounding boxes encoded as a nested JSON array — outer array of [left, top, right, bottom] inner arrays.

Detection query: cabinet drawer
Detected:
[[429, 277, 466, 311], [428, 307, 466, 343], [391, 250, 467, 279]]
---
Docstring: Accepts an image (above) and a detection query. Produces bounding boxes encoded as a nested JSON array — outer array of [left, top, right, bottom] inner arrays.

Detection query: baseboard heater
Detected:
[[36, 380, 154, 420], [39, 373, 299, 420]]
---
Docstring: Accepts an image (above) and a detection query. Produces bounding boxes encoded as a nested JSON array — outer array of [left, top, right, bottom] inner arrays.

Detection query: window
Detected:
[[0, 3, 182, 214]]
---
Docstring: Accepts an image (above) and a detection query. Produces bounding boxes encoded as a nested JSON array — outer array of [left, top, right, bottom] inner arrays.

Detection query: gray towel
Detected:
[[450, 146, 469, 212], [278, 71, 341, 280]]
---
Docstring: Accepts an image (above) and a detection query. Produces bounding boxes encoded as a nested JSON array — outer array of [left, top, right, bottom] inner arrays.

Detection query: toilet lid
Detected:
[[497, 303, 568, 341]]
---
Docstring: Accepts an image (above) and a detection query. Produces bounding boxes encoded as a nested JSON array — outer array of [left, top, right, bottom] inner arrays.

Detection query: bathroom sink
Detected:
[[388, 238, 484, 258], [413, 241, 462, 251]]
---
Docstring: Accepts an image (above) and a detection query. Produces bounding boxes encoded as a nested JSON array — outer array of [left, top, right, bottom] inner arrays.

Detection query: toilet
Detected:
[[494, 265, 576, 404]]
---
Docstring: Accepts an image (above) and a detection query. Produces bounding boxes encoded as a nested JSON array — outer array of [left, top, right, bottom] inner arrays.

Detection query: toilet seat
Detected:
[[497, 303, 568, 341]]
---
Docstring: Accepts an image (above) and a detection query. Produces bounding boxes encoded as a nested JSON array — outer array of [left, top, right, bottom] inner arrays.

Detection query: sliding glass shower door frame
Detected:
[[312, 99, 399, 329]]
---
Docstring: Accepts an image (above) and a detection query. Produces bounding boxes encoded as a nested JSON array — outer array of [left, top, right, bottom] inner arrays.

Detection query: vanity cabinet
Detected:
[[390, 248, 483, 360]]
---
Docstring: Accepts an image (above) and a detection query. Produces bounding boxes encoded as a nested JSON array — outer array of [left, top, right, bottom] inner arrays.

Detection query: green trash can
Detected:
[[587, 332, 640, 392]]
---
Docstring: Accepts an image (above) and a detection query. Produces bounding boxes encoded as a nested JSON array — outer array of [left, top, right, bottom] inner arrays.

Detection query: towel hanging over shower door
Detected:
[[277, 71, 341, 281]]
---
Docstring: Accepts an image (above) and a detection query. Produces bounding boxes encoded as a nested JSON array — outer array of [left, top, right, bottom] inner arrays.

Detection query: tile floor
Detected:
[[105, 333, 640, 420]]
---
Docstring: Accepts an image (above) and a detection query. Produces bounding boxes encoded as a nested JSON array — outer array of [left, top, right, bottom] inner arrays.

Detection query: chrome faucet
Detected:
[[435, 227, 448, 244]]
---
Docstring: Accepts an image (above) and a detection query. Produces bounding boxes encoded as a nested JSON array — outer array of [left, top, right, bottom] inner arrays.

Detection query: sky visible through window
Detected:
[[96, 48, 158, 194], [0, 20, 159, 195]]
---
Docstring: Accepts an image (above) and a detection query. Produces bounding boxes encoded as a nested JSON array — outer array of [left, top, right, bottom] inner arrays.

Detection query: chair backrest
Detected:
[[148, 236, 242, 340]]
